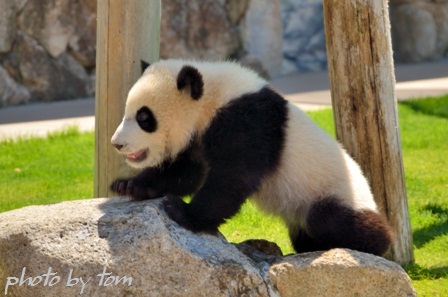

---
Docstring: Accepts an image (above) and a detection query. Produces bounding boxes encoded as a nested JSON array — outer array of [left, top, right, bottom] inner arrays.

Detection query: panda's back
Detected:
[[253, 102, 377, 227]]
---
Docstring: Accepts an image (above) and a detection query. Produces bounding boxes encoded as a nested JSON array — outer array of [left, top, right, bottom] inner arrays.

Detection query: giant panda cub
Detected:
[[110, 59, 393, 256]]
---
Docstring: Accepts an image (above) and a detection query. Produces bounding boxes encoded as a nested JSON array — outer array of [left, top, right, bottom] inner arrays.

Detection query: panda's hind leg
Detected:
[[290, 196, 393, 256]]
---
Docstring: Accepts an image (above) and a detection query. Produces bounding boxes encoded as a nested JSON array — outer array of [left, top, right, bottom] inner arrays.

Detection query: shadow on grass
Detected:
[[400, 94, 448, 119], [412, 204, 448, 248], [405, 263, 448, 281]]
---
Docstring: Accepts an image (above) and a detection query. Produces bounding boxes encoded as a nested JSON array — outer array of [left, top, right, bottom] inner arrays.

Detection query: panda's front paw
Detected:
[[110, 179, 133, 196], [110, 178, 158, 201]]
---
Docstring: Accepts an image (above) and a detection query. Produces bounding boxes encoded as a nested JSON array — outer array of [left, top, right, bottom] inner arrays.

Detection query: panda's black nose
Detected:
[[113, 143, 124, 151]]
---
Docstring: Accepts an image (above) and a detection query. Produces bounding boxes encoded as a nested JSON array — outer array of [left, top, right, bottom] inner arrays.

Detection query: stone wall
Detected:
[[282, 0, 448, 72], [0, 0, 96, 107], [390, 0, 448, 62], [0, 0, 283, 107], [160, 0, 283, 77], [0, 0, 447, 107], [282, 0, 327, 74]]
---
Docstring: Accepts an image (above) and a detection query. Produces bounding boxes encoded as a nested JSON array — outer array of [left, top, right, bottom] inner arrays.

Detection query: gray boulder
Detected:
[[270, 249, 417, 297], [0, 198, 268, 297], [0, 198, 416, 297]]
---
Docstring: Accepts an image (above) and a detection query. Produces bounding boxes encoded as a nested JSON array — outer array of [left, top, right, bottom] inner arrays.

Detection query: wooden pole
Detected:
[[323, 0, 414, 265], [95, 0, 161, 197]]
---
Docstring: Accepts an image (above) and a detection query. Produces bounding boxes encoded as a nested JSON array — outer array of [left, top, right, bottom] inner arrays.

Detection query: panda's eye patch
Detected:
[[136, 106, 157, 133]]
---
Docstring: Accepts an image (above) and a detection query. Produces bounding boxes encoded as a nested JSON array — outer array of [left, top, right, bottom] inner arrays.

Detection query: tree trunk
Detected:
[[323, 0, 414, 265], [94, 0, 161, 197]]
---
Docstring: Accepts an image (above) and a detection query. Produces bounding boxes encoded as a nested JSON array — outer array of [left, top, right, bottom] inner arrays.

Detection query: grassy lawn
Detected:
[[0, 128, 94, 211], [1, 95, 447, 296]]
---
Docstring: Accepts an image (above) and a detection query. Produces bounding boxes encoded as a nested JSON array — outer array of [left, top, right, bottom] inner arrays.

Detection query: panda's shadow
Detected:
[[412, 203, 448, 248], [96, 196, 242, 263]]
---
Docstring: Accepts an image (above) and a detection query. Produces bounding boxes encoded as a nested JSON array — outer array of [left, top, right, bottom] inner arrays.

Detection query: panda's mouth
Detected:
[[126, 149, 148, 163]]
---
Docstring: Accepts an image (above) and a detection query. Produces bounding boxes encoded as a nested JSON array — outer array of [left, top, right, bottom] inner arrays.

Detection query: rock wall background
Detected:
[[0, 0, 96, 107], [0, 0, 447, 107], [282, 0, 327, 74], [390, 0, 448, 63]]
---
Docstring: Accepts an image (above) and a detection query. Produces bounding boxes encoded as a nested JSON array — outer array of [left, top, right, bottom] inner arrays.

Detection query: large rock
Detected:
[[13, 32, 92, 101], [0, 65, 30, 106], [17, 0, 96, 66], [160, 0, 240, 60], [241, 0, 283, 77], [0, 0, 16, 53], [0, 0, 96, 105], [0, 198, 268, 297], [281, 1, 327, 73], [270, 250, 416, 297], [390, 0, 448, 62], [18, 0, 74, 58], [0, 198, 416, 297], [67, 0, 97, 68]]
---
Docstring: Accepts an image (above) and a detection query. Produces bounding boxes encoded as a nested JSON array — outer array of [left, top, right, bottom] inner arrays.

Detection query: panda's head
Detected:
[[111, 60, 206, 169]]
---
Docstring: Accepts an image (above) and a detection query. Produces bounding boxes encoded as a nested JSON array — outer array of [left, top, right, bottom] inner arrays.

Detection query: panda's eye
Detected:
[[136, 106, 157, 133], [137, 111, 149, 122]]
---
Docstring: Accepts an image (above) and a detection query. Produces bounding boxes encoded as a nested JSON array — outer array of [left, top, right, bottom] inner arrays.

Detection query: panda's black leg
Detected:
[[291, 196, 393, 256], [163, 173, 255, 233], [289, 228, 323, 254]]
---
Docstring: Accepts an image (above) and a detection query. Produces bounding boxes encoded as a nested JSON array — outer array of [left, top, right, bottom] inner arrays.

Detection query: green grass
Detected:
[[1, 95, 447, 296], [397, 95, 448, 296], [0, 127, 94, 212], [401, 94, 448, 119]]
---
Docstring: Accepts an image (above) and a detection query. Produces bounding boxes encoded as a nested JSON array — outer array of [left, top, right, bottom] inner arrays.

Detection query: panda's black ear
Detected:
[[177, 65, 204, 100], [140, 60, 150, 74]]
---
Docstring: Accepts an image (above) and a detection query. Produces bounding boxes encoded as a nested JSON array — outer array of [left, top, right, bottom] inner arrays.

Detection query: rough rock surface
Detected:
[[270, 250, 416, 297], [17, 0, 96, 65], [390, 0, 448, 62], [0, 0, 16, 53], [0, 0, 96, 104], [12, 32, 92, 101], [281, 0, 327, 74], [160, 0, 240, 61], [0, 65, 30, 107], [1, 0, 445, 107], [0, 198, 268, 297], [241, 0, 283, 77], [0, 198, 416, 297]]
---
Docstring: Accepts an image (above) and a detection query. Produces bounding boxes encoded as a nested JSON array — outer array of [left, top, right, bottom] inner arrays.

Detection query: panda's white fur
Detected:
[[112, 60, 266, 168], [254, 104, 378, 226], [111, 59, 392, 255]]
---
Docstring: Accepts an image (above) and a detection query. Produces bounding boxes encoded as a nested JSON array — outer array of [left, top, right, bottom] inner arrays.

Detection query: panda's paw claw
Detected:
[[111, 178, 160, 201], [110, 179, 133, 196]]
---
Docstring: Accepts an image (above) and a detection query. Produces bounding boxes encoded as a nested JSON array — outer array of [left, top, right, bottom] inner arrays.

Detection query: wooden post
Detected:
[[95, 0, 161, 197], [323, 0, 414, 265]]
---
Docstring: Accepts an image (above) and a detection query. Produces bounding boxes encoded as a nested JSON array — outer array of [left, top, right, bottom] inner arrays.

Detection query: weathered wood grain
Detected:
[[95, 0, 160, 197], [323, 0, 413, 265]]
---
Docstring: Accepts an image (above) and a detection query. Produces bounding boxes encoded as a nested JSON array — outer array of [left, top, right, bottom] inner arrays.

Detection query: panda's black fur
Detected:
[[111, 59, 393, 256]]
